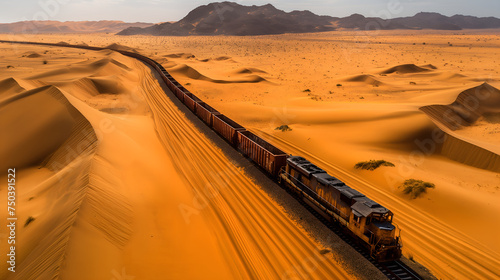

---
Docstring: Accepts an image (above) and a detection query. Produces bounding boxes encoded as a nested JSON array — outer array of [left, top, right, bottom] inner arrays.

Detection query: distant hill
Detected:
[[0, 21, 153, 33], [117, 2, 500, 36], [118, 2, 336, 36], [391, 12, 500, 30]]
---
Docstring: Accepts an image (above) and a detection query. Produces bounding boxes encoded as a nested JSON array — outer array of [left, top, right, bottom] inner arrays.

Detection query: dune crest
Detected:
[[0, 82, 133, 279], [381, 64, 431, 74], [419, 83, 500, 172], [164, 53, 195, 59], [420, 83, 500, 130], [0, 86, 78, 172], [0, 77, 26, 98], [343, 74, 385, 86], [233, 67, 268, 74], [435, 72, 469, 82], [105, 43, 138, 53], [421, 64, 438, 70], [24, 52, 42, 58], [169, 63, 268, 84]]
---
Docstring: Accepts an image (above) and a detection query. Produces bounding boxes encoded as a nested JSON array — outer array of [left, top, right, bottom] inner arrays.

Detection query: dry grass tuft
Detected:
[[400, 179, 435, 199], [354, 160, 395, 171]]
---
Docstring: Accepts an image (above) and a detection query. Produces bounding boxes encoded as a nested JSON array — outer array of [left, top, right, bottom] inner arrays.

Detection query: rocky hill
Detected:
[[117, 2, 500, 36]]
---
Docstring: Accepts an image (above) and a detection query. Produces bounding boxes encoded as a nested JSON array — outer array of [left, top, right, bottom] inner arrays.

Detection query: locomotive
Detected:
[[279, 156, 402, 262]]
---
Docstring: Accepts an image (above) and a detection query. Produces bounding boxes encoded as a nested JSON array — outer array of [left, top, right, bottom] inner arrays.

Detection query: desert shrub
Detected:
[[43, 60, 48, 64], [354, 160, 395, 171], [303, 89, 311, 92], [24, 216, 36, 227], [399, 179, 435, 199], [275, 125, 292, 132]]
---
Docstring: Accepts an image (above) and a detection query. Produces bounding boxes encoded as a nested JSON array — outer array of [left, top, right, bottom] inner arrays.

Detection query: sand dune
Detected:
[[439, 132, 500, 172], [164, 53, 195, 59], [381, 64, 431, 74], [169, 63, 268, 84], [0, 86, 82, 173], [343, 74, 385, 86], [434, 72, 469, 82], [24, 52, 42, 58], [419, 83, 500, 172], [105, 43, 138, 53], [233, 67, 268, 75], [420, 83, 500, 130], [168, 64, 211, 81], [0, 77, 26, 97], [421, 64, 438, 70]]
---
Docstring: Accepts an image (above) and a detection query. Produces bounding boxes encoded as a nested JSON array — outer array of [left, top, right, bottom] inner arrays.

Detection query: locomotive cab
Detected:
[[350, 198, 402, 261]]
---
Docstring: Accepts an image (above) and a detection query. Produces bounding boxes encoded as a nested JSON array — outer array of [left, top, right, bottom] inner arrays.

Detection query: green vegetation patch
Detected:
[[354, 160, 395, 171], [399, 179, 435, 199]]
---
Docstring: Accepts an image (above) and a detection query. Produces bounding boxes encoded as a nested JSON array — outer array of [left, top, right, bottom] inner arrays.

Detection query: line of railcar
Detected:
[[0, 40, 402, 262], [137, 51, 403, 262]]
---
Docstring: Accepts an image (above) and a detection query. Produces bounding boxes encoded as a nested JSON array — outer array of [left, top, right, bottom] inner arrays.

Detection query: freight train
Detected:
[[0, 40, 402, 262]]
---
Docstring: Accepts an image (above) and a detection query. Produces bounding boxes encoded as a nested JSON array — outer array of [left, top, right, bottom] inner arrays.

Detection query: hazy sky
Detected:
[[1, 0, 499, 23]]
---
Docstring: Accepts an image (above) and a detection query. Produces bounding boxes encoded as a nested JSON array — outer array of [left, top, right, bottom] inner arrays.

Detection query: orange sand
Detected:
[[1, 30, 500, 279]]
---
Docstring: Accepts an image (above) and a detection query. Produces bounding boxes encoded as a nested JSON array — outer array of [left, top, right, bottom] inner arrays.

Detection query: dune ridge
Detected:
[[105, 43, 138, 53], [0, 77, 27, 99], [381, 64, 431, 74], [439, 132, 500, 172], [418, 83, 500, 172], [343, 74, 384, 86], [0, 86, 79, 172], [169, 63, 268, 84], [0, 48, 142, 279], [420, 83, 500, 130]]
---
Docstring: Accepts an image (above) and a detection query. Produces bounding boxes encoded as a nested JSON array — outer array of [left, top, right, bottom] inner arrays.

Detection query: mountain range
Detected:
[[0, 20, 153, 34], [117, 2, 500, 36]]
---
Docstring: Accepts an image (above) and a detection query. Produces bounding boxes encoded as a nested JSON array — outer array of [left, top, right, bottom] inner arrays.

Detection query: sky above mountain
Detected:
[[1, 0, 499, 23]]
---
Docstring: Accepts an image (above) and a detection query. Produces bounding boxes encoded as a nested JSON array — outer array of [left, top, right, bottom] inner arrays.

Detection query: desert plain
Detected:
[[0, 29, 499, 280]]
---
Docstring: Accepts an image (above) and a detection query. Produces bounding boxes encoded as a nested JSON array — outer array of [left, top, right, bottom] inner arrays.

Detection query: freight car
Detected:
[[0, 40, 402, 262]]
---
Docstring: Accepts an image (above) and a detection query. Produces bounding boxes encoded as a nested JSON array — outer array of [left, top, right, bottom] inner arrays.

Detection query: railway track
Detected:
[[0, 40, 424, 280]]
